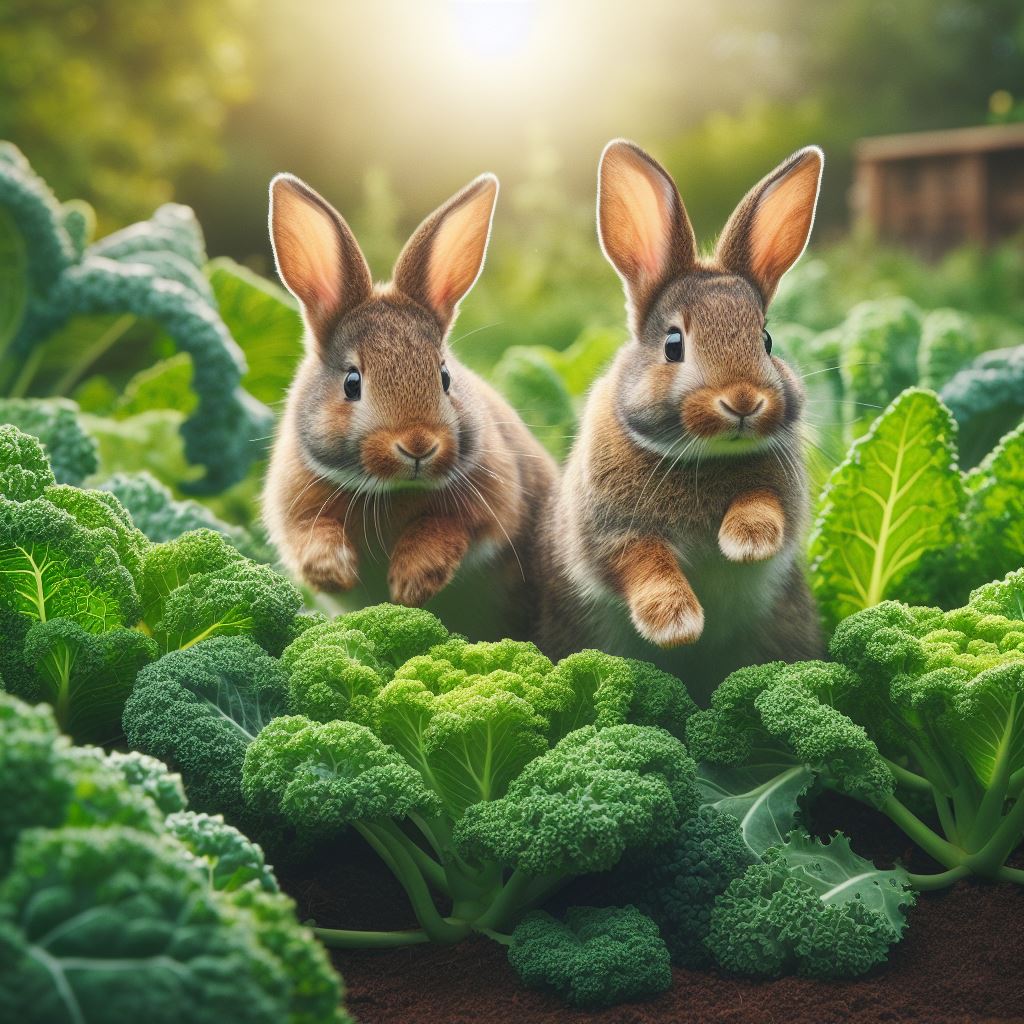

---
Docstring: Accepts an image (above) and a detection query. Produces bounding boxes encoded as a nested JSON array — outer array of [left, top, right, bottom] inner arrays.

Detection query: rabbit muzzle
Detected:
[[682, 381, 785, 441], [360, 425, 456, 483]]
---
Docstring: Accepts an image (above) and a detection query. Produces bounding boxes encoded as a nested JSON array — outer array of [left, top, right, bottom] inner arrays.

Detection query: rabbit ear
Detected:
[[598, 140, 697, 315], [716, 146, 823, 304], [269, 174, 372, 336], [393, 174, 499, 329]]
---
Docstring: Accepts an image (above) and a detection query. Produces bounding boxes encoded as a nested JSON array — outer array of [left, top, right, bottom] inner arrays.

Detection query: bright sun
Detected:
[[450, 0, 538, 60]]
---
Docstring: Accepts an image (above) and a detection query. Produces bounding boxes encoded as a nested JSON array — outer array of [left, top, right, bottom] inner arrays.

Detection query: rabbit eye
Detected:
[[343, 368, 361, 400], [440, 362, 451, 393], [665, 328, 684, 363], [763, 328, 773, 355]]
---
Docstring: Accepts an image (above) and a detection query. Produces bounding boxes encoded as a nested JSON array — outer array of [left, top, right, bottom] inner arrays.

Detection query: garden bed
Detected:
[[282, 797, 1024, 1024]]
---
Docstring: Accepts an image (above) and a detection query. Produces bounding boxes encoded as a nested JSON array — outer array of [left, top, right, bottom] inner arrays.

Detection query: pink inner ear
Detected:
[[425, 187, 494, 315], [749, 156, 821, 288], [272, 185, 343, 314], [601, 149, 673, 284]]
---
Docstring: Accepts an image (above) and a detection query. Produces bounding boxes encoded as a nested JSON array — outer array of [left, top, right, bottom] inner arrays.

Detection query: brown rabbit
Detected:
[[539, 140, 825, 699], [264, 172, 556, 639]]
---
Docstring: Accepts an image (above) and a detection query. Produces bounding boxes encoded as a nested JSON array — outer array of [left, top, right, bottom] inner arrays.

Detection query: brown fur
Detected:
[[539, 140, 825, 701], [264, 173, 556, 635], [613, 537, 704, 648]]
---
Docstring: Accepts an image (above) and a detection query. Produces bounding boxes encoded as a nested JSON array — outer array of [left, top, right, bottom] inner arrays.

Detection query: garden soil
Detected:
[[281, 795, 1024, 1024]]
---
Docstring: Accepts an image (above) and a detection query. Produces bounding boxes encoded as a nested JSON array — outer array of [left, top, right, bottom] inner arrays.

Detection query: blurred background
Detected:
[[1, 0, 1022, 526], [3, 0, 1022, 353]]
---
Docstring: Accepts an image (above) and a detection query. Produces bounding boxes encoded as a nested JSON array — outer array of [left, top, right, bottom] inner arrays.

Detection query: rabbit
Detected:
[[263, 171, 556, 639], [538, 140, 826, 700]]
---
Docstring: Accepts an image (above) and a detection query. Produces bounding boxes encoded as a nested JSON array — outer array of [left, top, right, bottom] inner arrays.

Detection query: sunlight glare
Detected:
[[450, 0, 537, 59]]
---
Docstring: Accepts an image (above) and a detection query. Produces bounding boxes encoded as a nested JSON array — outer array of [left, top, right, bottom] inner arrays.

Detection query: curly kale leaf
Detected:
[[547, 649, 697, 741], [0, 492, 142, 630], [0, 398, 97, 484], [123, 636, 289, 829], [509, 905, 671, 1007], [242, 716, 442, 832], [167, 810, 278, 893], [605, 806, 755, 967], [22, 617, 157, 743], [707, 830, 912, 979], [138, 529, 301, 655], [455, 725, 699, 876], [961, 421, 1024, 589], [0, 425, 54, 501], [99, 470, 270, 560], [941, 343, 1024, 468], [687, 660, 894, 810], [0, 828, 290, 1024]]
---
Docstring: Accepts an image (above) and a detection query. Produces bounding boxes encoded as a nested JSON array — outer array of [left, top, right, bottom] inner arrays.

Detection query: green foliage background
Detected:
[[3, 1, 1021, 266]]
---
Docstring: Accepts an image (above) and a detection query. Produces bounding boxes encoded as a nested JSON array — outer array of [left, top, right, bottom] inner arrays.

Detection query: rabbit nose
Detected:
[[394, 432, 440, 463], [717, 392, 766, 422]]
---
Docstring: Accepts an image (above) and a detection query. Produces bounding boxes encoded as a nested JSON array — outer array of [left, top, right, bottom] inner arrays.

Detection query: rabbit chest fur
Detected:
[[540, 367, 821, 696]]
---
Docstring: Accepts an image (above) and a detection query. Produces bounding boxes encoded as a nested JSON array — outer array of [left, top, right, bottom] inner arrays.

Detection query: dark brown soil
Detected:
[[280, 797, 1024, 1024]]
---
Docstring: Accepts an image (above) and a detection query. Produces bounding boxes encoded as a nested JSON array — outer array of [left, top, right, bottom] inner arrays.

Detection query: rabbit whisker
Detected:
[[285, 470, 330, 518], [453, 465, 525, 583], [372, 484, 388, 558], [648, 435, 701, 511], [448, 321, 505, 348], [796, 359, 883, 381], [307, 482, 347, 548]]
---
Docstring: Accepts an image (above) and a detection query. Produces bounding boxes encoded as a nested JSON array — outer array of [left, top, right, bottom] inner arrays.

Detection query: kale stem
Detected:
[[313, 926, 431, 949], [995, 865, 1024, 885], [356, 822, 468, 945], [881, 794, 964, 869], [376, 820, 448, 893], [905, 865, 971, 890], [474, 868, 535, 932], [407, 811, 447, 860], [475, 868, 563, 933], [950, 780, 981, 843], [970, 793, 1024, 876], [933, 790, 959, 845], [353, 821, 403, 877], [882, 757, 933, 792]]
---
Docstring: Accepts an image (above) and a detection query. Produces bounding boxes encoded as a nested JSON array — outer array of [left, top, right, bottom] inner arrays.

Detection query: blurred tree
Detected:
[[3, 0, 1020, 268], [0, 0, 255, 226], [665, 0, 1024, 229]]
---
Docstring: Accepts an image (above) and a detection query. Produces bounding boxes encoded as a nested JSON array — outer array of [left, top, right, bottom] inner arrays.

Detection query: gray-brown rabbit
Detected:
[[539, 140, 825, 699], [263, 172, 556, 639]]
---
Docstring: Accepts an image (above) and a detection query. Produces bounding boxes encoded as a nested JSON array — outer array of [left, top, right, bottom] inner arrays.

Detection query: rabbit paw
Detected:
[[718, 515, 784, 563], [388, 552, 456, 607], [629, 585, 705, 648], [389, 518, 469, 607], [300, 536, 359, 593], [719, 490, 785, 563]]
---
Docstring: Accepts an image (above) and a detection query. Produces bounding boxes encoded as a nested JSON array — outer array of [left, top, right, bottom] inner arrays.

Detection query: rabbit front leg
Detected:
[[718, 488, 786, 563], [266, 469, 359, 592], [389, 515, 471, 607], [612, 537, 704, 648], [296, 515, 360, 593]]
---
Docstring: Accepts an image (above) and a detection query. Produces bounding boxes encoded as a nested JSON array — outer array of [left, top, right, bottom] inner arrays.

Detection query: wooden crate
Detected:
[[852, 124, 1024, 257]]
